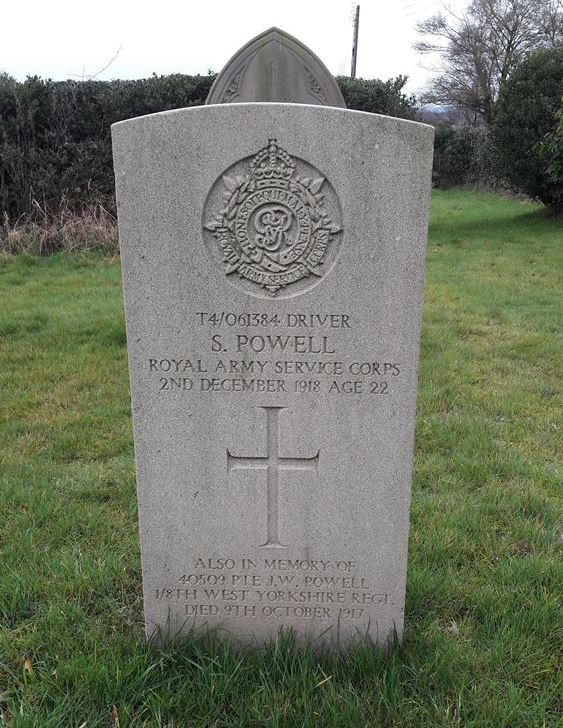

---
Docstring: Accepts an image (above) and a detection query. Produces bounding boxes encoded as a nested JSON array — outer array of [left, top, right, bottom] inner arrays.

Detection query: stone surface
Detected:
[[205, 28, 346, 107], [112, 103, 433, 648]]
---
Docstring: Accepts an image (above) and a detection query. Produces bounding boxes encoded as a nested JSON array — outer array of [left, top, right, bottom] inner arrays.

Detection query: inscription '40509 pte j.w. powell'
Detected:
[[203, 139, 342, 298]]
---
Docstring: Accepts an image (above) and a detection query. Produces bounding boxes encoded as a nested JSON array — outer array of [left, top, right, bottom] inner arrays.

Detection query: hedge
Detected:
[[0, 73, 416, 221], [492, 47, 563, 211], [432, 124, 498, 188]]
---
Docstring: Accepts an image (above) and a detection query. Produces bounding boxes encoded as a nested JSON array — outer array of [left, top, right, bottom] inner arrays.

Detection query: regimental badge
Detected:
[[203, 139, 342, 298]]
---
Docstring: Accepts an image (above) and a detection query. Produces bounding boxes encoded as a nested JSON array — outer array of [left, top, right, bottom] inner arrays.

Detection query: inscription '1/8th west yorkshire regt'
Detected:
[[228, 407, 319, 548]]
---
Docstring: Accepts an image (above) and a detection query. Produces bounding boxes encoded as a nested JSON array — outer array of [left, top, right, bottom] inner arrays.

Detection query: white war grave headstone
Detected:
[[112, 28, 434, 648]]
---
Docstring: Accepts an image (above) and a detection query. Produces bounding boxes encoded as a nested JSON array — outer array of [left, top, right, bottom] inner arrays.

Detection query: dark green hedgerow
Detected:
[[492, 47, 563, 211], [0, 73, 416, 222]]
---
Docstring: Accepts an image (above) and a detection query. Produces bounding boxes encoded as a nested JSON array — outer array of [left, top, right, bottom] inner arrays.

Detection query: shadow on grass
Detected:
[[429, 207, 560, 244]]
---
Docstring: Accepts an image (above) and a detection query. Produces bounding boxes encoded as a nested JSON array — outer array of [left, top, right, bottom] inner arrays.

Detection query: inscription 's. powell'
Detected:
[[227, 407, 319, 548]]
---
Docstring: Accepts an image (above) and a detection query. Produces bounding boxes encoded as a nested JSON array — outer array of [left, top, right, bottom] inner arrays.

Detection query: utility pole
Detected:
[[351, 4, 360, 78]]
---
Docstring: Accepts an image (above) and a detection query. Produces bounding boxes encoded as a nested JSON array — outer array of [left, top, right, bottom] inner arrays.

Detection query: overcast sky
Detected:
[[2, 0, 468, 95]]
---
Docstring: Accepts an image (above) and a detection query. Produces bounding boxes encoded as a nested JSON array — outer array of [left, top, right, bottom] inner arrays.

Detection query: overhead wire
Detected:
[[404, 0, 445, 18]]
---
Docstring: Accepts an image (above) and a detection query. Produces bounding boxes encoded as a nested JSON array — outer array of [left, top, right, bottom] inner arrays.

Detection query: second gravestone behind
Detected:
[[113, 31, 434, 648]]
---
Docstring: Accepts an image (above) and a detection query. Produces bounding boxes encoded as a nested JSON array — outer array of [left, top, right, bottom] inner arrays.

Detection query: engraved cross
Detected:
[[227, 406, 319, 548]]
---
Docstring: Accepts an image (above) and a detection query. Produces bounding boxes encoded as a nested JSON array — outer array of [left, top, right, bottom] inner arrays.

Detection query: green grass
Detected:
[[0, 188, 561, 727]]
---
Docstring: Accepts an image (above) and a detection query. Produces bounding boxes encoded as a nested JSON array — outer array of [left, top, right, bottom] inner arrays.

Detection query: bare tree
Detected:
[[415, 0, 563, 125]]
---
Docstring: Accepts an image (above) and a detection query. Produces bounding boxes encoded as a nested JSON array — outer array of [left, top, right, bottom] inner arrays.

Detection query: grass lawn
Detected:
[[0, 188, 561, 727]]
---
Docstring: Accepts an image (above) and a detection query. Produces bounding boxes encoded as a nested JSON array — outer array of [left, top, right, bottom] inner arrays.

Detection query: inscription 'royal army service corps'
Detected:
[[203, 139, 342, 298]]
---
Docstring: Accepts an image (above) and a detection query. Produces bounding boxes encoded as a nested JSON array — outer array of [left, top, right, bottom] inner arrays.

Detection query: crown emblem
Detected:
[[250, 139, 296, 181], [203, 139, 342, 298]]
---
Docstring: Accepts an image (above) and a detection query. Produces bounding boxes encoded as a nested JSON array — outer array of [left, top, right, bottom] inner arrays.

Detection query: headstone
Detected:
[[112, 30, 433, 649], [206, 27, 346, 107]]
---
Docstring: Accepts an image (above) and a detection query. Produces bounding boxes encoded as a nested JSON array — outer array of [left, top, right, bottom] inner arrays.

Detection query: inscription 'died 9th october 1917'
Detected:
[[145, 310, 404, 396], [155, 556, 390, 622]]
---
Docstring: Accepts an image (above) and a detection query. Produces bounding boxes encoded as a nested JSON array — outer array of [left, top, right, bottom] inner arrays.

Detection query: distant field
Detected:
[[0, 189, 561, 727]]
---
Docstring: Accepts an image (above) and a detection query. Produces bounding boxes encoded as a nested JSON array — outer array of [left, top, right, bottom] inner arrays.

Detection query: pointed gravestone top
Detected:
[[206, 27, 346, 107]]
